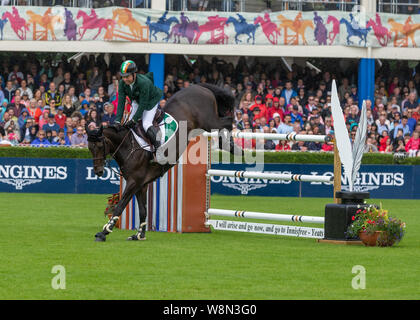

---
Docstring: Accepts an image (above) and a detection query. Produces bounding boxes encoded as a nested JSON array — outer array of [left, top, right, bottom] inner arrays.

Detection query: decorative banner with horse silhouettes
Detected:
[[1, 6, 420, 47]]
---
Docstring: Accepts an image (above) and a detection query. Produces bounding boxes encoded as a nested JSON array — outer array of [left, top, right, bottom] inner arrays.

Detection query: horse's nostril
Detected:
[[97, 170, 104, 177]]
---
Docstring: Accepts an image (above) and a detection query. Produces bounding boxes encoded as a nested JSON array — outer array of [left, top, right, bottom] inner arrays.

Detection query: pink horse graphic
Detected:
[[76, 9, 114, 40], [2, 7, 29, 40], [327, 15, 340, 45]]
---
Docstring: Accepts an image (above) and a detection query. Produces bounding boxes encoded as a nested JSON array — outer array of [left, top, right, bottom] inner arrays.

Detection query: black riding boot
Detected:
[[146, 126, 161, 150]]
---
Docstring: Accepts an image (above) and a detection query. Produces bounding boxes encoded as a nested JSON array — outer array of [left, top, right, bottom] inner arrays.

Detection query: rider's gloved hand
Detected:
[[113, 121, 123, 132], [125, 120, 136, 129]]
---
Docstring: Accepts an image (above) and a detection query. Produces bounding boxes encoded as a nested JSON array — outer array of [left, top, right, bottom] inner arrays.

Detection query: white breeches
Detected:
[[129, 102, 158, 131]]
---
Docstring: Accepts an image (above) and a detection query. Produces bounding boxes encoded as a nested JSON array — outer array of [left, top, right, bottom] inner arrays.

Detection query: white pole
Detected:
[[207, 169, 334, 184], [203, 131, 330, 143], [207, 208, 325, 224]]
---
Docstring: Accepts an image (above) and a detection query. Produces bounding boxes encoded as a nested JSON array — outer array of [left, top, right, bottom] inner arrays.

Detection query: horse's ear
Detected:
[[98, 124, 103, 136]]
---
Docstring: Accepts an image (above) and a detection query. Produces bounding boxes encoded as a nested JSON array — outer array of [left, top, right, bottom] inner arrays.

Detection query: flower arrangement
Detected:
[[346, 204, 406, 246], [104, 193, 120, 228]]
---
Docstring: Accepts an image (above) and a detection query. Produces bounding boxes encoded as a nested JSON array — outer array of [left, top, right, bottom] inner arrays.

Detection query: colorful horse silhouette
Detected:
[[194, 15, 228, 44], [366, 14, 390, 47], [226, 14, 259, 45], [327, 15, 340, 45], [112, 8, 148, 41], [254, 14, 280, 45], [339, 17, 371, 46], [26, 9, 64, 40], [2, 8, 29, 40], [76, 9, 114, 40], [0, 16, 8, 40], [146, 15, 179, 42], [277, 14, 313, 45], [64, 8, 77, 40], [170, 21, 199, 44], [313, 12, 327, 45], [388, 17, 420, 47]]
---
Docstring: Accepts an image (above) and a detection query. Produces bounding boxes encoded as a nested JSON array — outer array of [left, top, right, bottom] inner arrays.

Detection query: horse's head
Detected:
[[226, 16, 235, 25], [76, 10, 84, 20], [86, 125, 107, 177], [168, 17, 179, 25]]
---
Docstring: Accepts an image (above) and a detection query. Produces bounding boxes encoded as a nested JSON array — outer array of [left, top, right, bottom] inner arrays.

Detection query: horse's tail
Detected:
[[197, 83, 234, 117]]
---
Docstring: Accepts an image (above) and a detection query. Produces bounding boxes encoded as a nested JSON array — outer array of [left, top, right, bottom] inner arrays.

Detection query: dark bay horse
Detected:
[[87, 83, 236, 242]]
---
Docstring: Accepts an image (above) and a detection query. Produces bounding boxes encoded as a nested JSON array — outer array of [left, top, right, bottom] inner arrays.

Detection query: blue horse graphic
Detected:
[[339, 16, 371, 46], [146, 12, 179, 42], [226, 14, 259, 45], [0, 15, 8, 40]]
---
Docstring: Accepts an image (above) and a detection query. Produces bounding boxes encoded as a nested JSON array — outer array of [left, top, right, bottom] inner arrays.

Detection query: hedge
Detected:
[[1, 146, 419, 165]]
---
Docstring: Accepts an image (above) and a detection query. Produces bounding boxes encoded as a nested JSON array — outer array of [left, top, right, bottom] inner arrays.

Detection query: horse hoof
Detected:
[[127, 235, 146, 241], [95, 232, 106, 242]]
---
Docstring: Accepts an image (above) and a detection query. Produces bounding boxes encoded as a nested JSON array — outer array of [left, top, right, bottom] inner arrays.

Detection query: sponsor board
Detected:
[[211, 164, 418, 199], [0, 158, 120, 194]]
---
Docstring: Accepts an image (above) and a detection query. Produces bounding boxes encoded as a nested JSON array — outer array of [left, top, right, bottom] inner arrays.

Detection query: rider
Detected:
[[157, 11, 168, 25], [114, 60, 163, 157], [237, 13, 246, 24], [180, 12, 190, 35], [349, 13, 361, 30], [88, 8, 98, 21]]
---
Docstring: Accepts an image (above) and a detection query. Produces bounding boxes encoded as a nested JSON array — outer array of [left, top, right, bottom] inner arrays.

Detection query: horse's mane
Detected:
[[196, 83, 235, 117]]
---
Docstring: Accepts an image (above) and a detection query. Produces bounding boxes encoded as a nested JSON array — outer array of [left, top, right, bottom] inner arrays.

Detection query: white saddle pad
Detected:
[[130, 113, 178, 152]]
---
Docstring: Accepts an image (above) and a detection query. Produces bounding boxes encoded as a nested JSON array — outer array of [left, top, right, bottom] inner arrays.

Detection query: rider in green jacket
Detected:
[[114, 60, 163, 153]]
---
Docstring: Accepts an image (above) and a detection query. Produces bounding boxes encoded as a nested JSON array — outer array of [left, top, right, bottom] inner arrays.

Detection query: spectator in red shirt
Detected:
[[275, 140, 291, 151], [27, 98, 42, 124], [405, 131, 420, 157], [249, 95, 267, 120], [55, 106, 67, 129], [267, 97, 284, 122], [379, 131, 389, 152]]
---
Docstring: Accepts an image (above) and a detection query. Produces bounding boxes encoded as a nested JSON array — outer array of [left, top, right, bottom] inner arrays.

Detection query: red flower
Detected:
[[352, 216, 355, 221]]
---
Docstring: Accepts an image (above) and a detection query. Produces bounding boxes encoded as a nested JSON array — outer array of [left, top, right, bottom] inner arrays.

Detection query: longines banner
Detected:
[[210, 163, 420, 199], [1, 6, 420, 47], [0, 157, 120, 194], [0, 158, 418, 199]]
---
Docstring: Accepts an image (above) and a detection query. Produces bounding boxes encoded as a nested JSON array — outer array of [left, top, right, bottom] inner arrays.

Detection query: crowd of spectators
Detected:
[[1, 53, 419, 157]]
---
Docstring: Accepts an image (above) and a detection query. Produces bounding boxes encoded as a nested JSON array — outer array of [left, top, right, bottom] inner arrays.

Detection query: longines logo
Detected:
[[211, 171, 292, 195], [0, 165, 68, 190], [86, 167, 120, 185]]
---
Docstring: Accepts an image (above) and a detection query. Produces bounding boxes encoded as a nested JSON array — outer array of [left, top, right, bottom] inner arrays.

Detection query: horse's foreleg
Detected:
[[94, 178, 138, 242], [127, 185, 148, 241]]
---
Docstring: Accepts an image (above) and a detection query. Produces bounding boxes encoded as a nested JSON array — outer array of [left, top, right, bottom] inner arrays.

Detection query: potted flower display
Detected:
[[104, 193, 120, 228], [346, 204, 406, 247]]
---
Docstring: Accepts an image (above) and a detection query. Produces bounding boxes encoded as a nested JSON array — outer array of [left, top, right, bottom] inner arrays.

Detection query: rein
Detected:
[[103, 129, 142, 177]]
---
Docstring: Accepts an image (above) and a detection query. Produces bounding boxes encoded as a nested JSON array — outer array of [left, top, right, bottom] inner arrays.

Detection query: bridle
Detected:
[[89, 128, 137, 177]]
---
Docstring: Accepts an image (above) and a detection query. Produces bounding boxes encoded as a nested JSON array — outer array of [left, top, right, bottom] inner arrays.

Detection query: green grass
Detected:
[[1, 193, 419, 300]]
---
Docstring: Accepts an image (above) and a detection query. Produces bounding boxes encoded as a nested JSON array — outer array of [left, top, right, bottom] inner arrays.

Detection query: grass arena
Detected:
[[1, 193, 419, 300]]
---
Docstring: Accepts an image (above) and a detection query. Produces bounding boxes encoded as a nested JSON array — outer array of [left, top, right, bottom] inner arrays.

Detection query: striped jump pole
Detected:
[[203, 131, 331, 143], [207, 169, 334, 184], [207, 208, 325, 224]]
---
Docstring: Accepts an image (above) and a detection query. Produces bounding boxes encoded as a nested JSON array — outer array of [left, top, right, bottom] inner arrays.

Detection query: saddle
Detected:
[[133, 106, 165, 150]]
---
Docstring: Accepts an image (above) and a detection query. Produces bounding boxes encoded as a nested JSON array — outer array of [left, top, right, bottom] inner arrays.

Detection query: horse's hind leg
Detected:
[[95, 178, 138, 242], [127, 185, 148, 241]]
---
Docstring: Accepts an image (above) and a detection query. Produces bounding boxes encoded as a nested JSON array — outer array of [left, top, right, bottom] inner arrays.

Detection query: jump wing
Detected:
[[331, 80, 354, 191]]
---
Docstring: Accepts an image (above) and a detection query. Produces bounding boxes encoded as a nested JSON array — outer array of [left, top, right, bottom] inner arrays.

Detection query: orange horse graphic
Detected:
[[388, 16, 420, 47], [254, 13, 281, 45], [111, 8, 148, 42], [277, 13, 314, 45], [26, 8, 64, 40]]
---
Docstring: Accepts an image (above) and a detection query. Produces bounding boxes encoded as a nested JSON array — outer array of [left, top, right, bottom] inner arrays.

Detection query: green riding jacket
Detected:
[[115, 72, 163, 123]]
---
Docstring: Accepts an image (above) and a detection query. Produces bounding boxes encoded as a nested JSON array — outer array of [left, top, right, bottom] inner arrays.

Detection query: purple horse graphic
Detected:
[[313, 12, 328, 45], [64, 8, 77, 40]]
